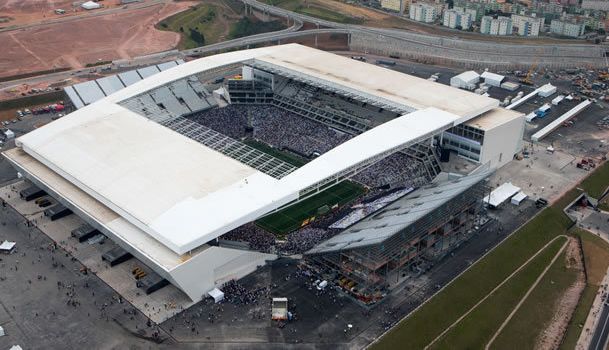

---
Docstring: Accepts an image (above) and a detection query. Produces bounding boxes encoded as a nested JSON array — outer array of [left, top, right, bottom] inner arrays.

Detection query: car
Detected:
[[11, 119, 17, 123], [38, 199, 52, 207]]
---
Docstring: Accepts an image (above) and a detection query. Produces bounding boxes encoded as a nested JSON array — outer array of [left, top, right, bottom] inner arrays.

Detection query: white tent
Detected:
[[450, 71, 479, 90], [4, 129, 15, 140], [0, 240, 16, 253], [207, 287, 224, 303], [484, 182, 521, 208], [511, 191, 528, 205], [538, 83, 557, 97], [481, 71, 505, 87], [81, 1, 101, 10]]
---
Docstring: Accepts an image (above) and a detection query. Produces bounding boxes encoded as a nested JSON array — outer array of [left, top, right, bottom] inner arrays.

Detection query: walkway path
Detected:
[[424, 235, 568, 349]]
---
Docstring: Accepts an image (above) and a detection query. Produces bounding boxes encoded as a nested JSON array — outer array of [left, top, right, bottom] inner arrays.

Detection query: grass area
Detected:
[[578, 229, 609, 285], [559, 228, 609, 349], [229, 16, 285, 38], [491, 247, 579, 350], [256, 181, 365, 236], [264, 0, 363, 24], [243, 139, 307, 167], [0, 91, 64, 111], [85, 60, 112, 68], [372, 159, 609, 350], [431, 237, 567, 349], [296, 5, 363, 24], [157, 0, 286, 49], [370, 207, 573, 349], [158, 3, 226, 49], [579, 161, 609, 199]]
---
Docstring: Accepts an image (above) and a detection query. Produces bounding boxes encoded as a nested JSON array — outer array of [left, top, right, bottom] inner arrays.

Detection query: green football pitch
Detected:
[[244, 138, 366, 236], [256, 180, 365, 236]]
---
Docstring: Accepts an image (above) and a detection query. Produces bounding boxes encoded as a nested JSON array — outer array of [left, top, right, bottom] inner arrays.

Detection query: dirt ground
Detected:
[[0, 1, 196, 78], [284, 32, 349, 51], [0, 0, 128, 27], [536, 237, 586, 350]]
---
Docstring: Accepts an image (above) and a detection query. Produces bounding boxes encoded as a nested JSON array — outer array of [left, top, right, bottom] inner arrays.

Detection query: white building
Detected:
[[443, 9, 473, 30], [409, 3, 438, 23], [3, 44, 524, 301], [511, 14, 543, 36], [480, 16, 513, 35], [550, 19, 585, 38], [443, 108, 525, 168], [450, 70, 480, 89], [480, 71, 505, 87], [381, 0, 404, 13]]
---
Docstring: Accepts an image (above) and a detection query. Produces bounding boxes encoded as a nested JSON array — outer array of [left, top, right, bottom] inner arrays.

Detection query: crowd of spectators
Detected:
[[187, 104, 352, 157], [187, 105, 249, 139], [278, 228, 330, 255], [353, 152, 429, 188], [222, 280, 270, 305], [329, 187, 414, 229], [221, 223, 275, 253], [251, 106, 352, 156]]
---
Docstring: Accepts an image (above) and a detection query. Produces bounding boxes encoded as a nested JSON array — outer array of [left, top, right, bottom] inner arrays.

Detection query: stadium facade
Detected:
[[4, 44, 524, 301]]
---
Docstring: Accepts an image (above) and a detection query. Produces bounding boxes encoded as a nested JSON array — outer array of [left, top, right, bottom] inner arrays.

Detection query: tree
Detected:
[[189, 28, 205, 46]]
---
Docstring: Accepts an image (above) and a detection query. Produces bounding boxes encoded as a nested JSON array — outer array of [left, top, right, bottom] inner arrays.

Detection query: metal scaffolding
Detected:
[[305, 178, 489, 304]]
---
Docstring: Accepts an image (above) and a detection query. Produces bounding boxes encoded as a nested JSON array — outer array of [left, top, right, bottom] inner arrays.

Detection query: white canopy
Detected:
[[511, 191, 528, 205], [81, 1, 101, 10], [484, 182, 521, 208], [0, 240, 15, 252], [208, 287, 224, 303]]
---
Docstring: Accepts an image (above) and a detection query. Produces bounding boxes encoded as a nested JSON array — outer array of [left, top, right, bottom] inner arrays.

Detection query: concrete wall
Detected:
[[479, 114, 525, 169], [348, 31, 606, 69], [169, 246, 276, 301]]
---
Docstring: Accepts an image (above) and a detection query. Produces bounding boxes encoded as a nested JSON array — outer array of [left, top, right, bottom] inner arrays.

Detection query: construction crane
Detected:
[[519, 61, 538, 85]]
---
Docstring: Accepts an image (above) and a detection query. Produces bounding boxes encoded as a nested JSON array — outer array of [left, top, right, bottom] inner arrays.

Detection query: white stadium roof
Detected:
[[11, 44, 502, 256]]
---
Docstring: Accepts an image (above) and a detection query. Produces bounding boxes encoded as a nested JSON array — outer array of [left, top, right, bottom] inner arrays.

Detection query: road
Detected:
[[590, 300, 609, 350]]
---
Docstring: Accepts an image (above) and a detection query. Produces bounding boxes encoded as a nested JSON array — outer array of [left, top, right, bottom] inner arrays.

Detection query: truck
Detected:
[[535, 104, 551, 118], [551, 95, 565, 106]]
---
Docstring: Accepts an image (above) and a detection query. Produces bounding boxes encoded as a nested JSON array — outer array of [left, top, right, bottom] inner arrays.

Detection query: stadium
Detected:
[[3, 44, 525, 303]]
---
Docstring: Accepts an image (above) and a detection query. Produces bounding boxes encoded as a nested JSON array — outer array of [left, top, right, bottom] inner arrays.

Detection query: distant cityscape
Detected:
[[374, 0, 607, 38]]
